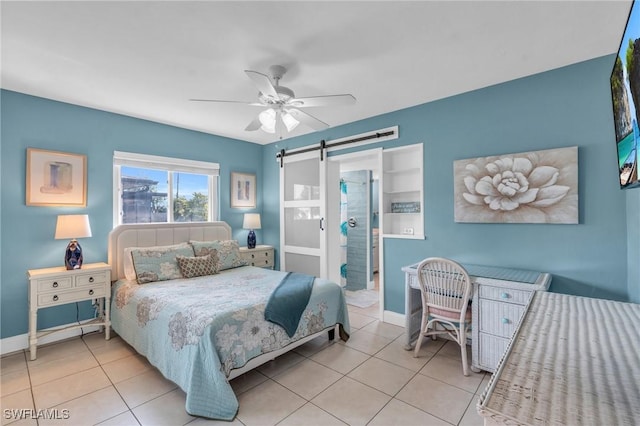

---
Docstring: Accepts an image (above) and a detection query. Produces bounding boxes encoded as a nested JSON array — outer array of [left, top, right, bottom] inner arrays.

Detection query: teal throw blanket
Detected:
[[264, 272, 315, 337]]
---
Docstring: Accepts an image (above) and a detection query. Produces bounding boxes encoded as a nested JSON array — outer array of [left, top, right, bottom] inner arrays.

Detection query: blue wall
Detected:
[[2, 54, 637, 339], [262, 55, 632, 313], [0, 90, 263, 339]]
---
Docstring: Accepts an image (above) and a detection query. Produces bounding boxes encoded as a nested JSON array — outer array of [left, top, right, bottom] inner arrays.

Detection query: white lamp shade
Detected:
[[243, 213, 261, 230], [281, 111, 300, 132], [55, 214, 92, 239], [258, 109, 276, 134]]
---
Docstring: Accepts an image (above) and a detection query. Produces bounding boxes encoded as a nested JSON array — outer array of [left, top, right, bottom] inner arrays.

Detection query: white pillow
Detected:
[[123, 247, 137, 281]]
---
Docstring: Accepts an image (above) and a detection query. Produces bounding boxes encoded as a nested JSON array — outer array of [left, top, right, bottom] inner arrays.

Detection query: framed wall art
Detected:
[[453, 146, 578, 224], [26, 148, 87, 207], [230, 172, 256, 208]]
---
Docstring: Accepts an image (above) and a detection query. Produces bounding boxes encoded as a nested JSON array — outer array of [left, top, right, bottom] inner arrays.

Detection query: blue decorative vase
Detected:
[[247, 230, 256, 249], [65, 239, 83, 270]]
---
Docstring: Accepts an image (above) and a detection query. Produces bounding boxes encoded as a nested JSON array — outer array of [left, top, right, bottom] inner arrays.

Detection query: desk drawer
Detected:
[[407, 274, 417, 289], [478, 332, 509, 372], [38, 287, 106, 307], [479, 299, 525, 338], [479, 285, 532, 305]]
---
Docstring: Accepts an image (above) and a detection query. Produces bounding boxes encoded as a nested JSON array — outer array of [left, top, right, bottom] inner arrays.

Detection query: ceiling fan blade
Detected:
[[244, 114, 262, 131], [286, 108, 329, 131], [245, 70, 279, 100], [190, 99, 263, 106], [289, 94, 356, 108]]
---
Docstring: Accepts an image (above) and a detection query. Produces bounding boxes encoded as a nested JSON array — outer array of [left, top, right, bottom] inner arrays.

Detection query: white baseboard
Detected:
[[383, 310, 405, 327], [0, 321, 102, 356]]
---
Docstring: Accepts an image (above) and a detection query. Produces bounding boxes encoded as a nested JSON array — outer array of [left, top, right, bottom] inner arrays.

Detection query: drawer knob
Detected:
[[53, 295, 59, 301], [264, 260, 268, 264], [501, 317, 510, 324], [52, 282, 58, 288], [251, 254, 255, 258], [89, 289, 94, 296], [500, 292, 509, 299], [89, 277, 95, 283]]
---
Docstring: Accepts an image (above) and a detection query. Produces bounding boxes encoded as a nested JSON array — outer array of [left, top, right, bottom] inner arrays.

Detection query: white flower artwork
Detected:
[[454, 146, 578, 224]]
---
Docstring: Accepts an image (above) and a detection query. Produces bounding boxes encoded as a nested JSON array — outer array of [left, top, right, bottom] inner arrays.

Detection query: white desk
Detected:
[[402, 263, 551, 372]]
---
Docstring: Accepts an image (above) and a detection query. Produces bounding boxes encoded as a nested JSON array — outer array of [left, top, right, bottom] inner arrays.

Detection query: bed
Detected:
[[477, 291, 640, 425], [107, 222, 350, 420]]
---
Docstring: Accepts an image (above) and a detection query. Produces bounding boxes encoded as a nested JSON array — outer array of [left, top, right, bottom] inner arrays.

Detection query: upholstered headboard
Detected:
[[108, 222, 232, 280]]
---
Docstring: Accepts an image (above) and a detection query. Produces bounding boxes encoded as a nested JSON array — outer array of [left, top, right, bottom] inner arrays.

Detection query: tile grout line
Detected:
[[81, 333, 143, 426]]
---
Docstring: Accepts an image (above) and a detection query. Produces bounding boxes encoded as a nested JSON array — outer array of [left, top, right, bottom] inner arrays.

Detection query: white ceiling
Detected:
[[1, 1, 632, 145]]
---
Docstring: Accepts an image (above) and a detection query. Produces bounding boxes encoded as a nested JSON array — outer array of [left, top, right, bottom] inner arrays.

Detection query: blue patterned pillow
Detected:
[[130, 243, 195, 284], [190, 240, 247, 271]]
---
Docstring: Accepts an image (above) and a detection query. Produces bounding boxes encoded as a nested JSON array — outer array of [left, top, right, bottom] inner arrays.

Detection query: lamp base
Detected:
[[247, 230, 256, 249], [64, 239, 84, 270]]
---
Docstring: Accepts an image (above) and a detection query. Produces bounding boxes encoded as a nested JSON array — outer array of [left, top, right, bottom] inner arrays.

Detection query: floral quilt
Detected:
[[111, 266, 350, 420]]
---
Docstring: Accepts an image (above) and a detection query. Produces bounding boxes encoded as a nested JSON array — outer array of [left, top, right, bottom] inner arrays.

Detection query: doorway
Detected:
[[327, 149, 382, 313]]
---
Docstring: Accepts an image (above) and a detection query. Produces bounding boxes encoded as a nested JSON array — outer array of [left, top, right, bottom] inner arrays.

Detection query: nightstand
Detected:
[[27, 262, 111, 360], [239, 245, 274, 269]]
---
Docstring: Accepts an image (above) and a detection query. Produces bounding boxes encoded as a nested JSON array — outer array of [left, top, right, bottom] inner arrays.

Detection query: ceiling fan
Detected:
[[191, 65, 356, 136]]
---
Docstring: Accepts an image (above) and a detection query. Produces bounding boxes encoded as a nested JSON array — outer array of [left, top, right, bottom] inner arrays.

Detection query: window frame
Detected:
[[113, 151, 220, 227]]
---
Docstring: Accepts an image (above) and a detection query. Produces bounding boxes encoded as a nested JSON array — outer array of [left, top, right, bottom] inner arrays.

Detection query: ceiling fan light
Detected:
[[260, 123, 276, 134], [259, 108, 276, 133], [282, 112, 300, 132]]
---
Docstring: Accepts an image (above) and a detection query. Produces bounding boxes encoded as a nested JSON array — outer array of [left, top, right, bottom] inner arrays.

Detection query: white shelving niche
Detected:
[[382, 143, 424, 239]]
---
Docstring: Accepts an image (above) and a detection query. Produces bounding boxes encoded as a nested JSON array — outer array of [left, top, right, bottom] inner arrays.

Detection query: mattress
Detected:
[[477, 291, 640, 426]]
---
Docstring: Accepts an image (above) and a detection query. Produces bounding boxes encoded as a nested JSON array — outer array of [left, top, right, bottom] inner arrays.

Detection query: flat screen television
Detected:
[[611, 0, 640, 189]]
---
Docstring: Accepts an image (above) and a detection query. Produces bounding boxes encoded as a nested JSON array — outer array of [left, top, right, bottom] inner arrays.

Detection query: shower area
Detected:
[[340, 170, 377, 291]]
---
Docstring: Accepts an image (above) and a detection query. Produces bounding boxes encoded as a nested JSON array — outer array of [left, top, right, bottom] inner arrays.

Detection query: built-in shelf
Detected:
[[382, 143, 424, 239]]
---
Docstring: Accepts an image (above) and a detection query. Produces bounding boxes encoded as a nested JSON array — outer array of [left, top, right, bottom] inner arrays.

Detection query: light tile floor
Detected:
[[1, 302, 490, 426]]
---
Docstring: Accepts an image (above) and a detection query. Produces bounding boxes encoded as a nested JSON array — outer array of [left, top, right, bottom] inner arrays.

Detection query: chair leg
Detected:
[[460, 324, 469, 376], [413, 330, 424, 358], [413, 313, 428, 358]]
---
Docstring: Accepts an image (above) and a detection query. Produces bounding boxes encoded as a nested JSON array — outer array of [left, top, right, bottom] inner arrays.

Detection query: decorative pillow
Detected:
[[190, 240, 247, 271], [130, 242, 195, 284], [176, 252, 219, 278]]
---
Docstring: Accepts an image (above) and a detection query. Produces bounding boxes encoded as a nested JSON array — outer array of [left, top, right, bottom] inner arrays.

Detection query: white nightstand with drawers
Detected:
[[240, 245, 274, 269], [27, 262, 111, 360]]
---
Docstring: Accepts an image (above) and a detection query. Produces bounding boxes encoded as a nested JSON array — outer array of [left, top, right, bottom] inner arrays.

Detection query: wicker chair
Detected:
[[413, 257, 473, 376]]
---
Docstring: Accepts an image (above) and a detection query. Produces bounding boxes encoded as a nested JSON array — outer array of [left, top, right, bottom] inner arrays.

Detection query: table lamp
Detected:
[[55, 214, 92, 270], [243, 213, 261, 249]]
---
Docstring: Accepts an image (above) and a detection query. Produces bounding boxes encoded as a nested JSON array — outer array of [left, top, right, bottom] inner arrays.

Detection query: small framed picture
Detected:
[[26, 148, 87, 207], [231, 172, 256, 208]]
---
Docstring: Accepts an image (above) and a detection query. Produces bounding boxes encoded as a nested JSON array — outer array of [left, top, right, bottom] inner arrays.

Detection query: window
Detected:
[[113, 151, 219, 226]]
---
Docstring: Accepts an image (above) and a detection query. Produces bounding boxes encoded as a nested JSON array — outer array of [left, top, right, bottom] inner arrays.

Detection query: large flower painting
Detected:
[[454, 146, 578, 224]]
